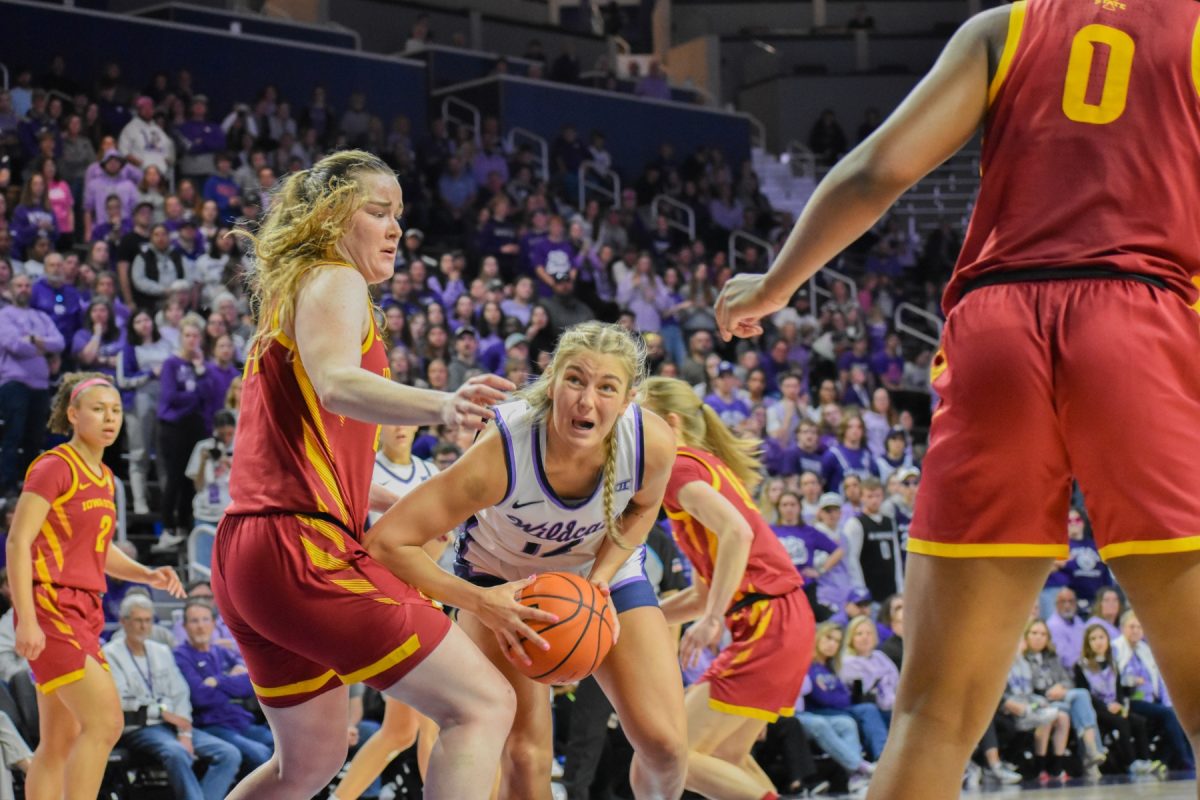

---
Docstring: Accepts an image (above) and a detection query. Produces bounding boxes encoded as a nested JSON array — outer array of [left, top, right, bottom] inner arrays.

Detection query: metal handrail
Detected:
[[441, 96, 481, 147], [894, 301, 943, 348], [578, 160, 620, 211], [506, 127, 549, 183], [729, 231, 775, 273], [650, 194, 696, 241], [805, 266, 858, 314]]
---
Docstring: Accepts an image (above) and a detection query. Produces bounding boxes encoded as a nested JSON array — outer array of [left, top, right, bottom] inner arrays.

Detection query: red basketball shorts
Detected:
[[14, 586, 108, 694], [700, 589, 815, 722], [212, 513, 451, 708], [909, 278, 1200, 561]]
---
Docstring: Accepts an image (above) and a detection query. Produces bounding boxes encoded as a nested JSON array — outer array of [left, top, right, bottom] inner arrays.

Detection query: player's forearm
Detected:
[[660, 586, 705, 626], [821, 548, 845, 574], [105, 545, 154, 583], [761, 152, 911, 307], [317, 367, 448, 426], [5, 542, 38, 624], [367, 540, 482, 612], [703, 527, 754, 619], [369, 483, 401, 514], [588, 508, 655, 585]]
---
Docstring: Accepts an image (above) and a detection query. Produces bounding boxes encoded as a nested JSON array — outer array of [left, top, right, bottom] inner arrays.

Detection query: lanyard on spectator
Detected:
[[126, 645, 155, 697]]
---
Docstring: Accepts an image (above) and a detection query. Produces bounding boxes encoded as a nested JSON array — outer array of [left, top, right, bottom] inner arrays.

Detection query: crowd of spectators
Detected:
[[1, 53, 1178, 799]]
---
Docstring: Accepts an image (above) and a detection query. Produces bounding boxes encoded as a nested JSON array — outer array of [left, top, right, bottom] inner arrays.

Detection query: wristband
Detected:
[[178, 731, 193, 738]]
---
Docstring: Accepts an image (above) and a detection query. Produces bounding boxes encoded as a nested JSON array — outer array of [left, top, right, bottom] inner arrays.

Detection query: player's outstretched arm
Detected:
[[295, 266, 513, 429], [715, 6, 1005, 340], [105, 544, 185, 598]]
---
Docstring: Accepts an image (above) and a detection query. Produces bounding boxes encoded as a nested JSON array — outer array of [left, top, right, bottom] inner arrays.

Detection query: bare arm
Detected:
[[660, 582, 708, 626], [294, 266, 511, 428], [368, 482, 401, 513], [5, 494, 50, 660], [588, 410, 674, 586], [674, 479, 756, 668], [715, 7, 1005, 339], [106, 543, 185, 597], [820, 546, 845, 575], [364, 428, 557, 660]]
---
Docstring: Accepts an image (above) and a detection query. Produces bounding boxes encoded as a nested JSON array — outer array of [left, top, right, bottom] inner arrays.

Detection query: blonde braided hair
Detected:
[[516, 321, 646, 550]]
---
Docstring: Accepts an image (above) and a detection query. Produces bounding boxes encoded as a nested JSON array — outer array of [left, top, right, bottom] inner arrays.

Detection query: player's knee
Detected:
[[79, 711, 123, 749], [633, 728, 687, 773], [280, 744, 347, 790], [479, 680, 517, 729], [504, 734, 552, 782]]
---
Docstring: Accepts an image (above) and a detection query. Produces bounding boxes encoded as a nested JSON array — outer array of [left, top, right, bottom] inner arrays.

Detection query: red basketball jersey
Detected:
[[21, 444, 116, 593], [663, 446, 802, 610], [226, 296, 389, 537], [943, 0, 1200, 311]]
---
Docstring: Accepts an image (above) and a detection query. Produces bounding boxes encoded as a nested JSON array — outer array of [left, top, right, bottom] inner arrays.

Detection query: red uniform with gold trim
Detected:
[[664, 446, 813, 722], [16, 444, 115, 694], [910, 0, 1200, 561], [213, 287, 450, 708]]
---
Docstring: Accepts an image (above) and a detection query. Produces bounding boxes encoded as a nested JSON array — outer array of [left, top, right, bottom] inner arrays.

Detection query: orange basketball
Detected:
[[514, 571, 617, 685]]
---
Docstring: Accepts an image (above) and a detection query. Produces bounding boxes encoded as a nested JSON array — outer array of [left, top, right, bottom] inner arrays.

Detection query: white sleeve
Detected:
[[184, 440, 206, 481], [843, 517, 866, 589]]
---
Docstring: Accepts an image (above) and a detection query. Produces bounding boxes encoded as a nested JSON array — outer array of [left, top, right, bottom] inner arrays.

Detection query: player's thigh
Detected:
[[593, 606, 687, 757], [911, 286, 1071, 554], [684, 681, 757, 757], [898, 553, 1054, 740], [261, 684, 352, 774], [1057, 282, 1200, 555], [452, 609, 549, 745], [53, 656, 122, 740]]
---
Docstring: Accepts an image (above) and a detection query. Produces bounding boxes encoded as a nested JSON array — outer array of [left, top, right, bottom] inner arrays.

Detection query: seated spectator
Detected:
[[542, 273, 591, 338], [805, 621, 889, 761], [793, 471, 823, 523], [1023, 619, 1106, 774], [1063, 507, 1112, 612], [808, 109, 847, 166], [185, 409, 236, 525], [876, 594, 904, 669], [1112, 611, 1193, 770], [1047, 587, 1087, 670], [1074, 623, 1161, 776], [702, 362, 751, 428], [171, 580, 239, 653], [875, 429, 913, 486], [838, 616, 899, 726], [446, 327, 482, 391], [174, 599, 273, 772], [820, 413, 880, 493], [30, 251, 82, 348], [90, 193, 131, 245], [842, 477, 902, 601], [1000, 642, 1070, 782], [795, 673, 872, 793], [0, 598, 29, 683], [1084, 586, 1123, 640], [880, 465, 918, 547], [107, 585, 174, 646], [11, 173, 57, 260], [634, 60, 671, 100], [104, 594, 240, 799], [72, 299, 125, 379], [83, 150, 140, 237], [202, 153, 241, 225], [771, 490, 844, 586]]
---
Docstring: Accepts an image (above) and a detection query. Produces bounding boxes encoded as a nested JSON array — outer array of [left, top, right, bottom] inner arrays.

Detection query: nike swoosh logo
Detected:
[[78, 483, 92, 490], [513, 500, 543, 509]]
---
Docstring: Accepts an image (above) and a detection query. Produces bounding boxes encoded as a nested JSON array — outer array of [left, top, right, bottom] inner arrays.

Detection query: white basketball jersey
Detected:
[[368, 453, 438, 525], [457, 399, 647, 583]]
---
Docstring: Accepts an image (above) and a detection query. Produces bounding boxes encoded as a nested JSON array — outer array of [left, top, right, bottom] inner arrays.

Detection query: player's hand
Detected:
[[474, 575, 559, 666], [148, 566, 186, 598], [714, 273, 788, 342], [588, 578, 620, 646], [347, 725, 360, 746], [15, 618, 45, 661], [679, 613, 723, 669], [442, 374, 515, 431]]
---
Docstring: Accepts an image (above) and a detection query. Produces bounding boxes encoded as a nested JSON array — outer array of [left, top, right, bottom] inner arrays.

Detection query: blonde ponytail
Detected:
[[640, 376, 764, 491]]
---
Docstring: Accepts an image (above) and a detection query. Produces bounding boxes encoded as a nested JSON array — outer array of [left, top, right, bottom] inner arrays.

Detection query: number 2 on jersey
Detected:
[[1062, 24, 1135, 125], [95, 515, 113, 552]]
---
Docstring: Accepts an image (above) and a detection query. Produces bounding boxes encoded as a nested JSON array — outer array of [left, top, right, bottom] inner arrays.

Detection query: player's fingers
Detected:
[[455, 404, 494, 429], [515, 622, 550, 651], [500, 630, 532, 665], [470, 374, 517, 393], [518, 605, 559, 625], [464, 384, 509, 406]]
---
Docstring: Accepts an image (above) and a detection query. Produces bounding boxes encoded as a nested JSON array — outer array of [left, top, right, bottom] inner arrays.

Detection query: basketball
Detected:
[[514, 572, 617, 685]]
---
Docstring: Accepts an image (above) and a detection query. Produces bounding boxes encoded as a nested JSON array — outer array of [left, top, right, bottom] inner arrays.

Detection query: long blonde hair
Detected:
[[236, 149, 393, 346], [639, 376, 763, 491], [516, 322, 646, 550]]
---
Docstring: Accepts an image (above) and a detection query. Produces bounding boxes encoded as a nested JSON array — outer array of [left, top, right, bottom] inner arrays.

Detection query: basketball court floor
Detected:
[[965, 774, 1196, 798]]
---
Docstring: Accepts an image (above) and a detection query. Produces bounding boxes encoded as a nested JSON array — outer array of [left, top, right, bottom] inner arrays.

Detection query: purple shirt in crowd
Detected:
[[839, 651, 900, 711], [173, 641, 257, 730], [0, 306, 65, 389]]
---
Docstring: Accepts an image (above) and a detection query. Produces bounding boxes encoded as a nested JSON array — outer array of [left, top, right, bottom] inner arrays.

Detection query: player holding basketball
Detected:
[[640, 376, 815, 800], [6, 372, 184, 800], [367, 322, 688, 800], [714, 1, 1200, 797], [211, 150, 549, 800]]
